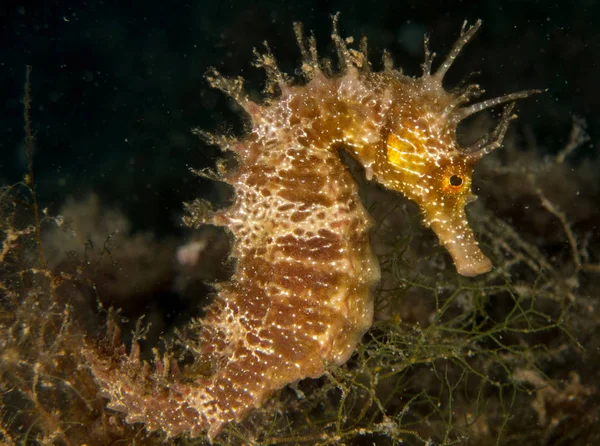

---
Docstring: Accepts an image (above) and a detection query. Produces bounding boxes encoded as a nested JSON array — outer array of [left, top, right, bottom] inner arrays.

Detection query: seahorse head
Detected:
[[373, 21, 538, 277], [382, 104, 493, 277]]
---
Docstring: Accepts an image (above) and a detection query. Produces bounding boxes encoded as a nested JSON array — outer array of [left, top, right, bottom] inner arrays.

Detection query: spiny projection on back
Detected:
[[85, 14, 539, 441]]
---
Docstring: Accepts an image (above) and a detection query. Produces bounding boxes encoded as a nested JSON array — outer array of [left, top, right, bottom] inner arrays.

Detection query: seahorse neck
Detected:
[[272, 70, 395, 178]]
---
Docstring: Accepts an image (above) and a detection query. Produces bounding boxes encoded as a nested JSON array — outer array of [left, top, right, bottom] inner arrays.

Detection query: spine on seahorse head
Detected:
[[85, 15, 539, 441]]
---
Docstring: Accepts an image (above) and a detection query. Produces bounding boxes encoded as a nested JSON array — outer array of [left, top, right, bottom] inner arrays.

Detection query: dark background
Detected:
[[1, 0, 598, 235]]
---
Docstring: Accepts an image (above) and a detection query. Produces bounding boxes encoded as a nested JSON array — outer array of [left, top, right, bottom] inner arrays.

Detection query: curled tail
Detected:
[[86, 272, 369, 440]]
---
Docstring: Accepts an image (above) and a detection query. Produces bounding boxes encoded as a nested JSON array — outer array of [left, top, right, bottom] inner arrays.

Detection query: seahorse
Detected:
[[86, 16, 538, 441]]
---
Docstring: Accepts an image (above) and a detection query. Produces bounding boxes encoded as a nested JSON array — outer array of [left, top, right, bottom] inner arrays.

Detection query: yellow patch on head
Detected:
[[385, 132, 424, 170], [386, 133, 406, 168]]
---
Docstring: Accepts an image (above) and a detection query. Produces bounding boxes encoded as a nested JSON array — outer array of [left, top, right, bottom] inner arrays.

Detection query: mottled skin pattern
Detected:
[[194, 81, 383, 436], [86, 17, 537, 441]]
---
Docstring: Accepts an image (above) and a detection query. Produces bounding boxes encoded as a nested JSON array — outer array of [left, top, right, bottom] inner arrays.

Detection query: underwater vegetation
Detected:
[[1, 15, 600, 446]]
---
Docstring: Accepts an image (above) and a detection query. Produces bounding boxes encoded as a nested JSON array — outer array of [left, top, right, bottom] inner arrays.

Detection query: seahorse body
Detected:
[[86, 17, 537, 441]]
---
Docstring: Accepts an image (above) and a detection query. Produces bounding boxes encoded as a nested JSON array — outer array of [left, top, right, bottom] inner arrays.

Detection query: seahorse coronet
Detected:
[[86, 15, 538, 441]]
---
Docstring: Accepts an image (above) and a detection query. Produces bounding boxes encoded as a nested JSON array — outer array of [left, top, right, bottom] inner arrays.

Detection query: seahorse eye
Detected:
[[449, 175, 463, 186]]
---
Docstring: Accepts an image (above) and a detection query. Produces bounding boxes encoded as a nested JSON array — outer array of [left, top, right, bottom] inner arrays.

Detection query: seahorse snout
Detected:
[[427, 209, 492, 277]]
